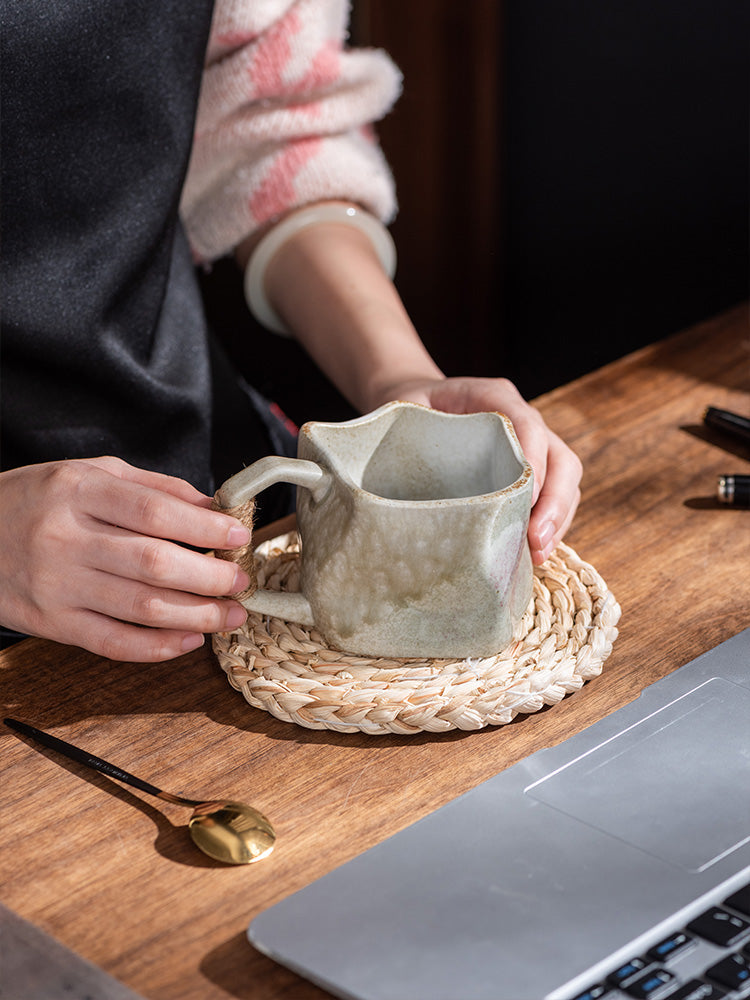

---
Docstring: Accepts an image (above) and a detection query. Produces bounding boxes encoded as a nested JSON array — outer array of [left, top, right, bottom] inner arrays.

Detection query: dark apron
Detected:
[[0, 0, 295, 646], [1, 0, 296, 494]]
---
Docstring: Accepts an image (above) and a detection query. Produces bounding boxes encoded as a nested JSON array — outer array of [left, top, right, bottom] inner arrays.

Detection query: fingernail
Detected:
[[225, 603, 247, 629], [181, 633, 205, 653], [227, 524, 251, 547], [536, 520, 555, 550], [232, 567, 251, 593]]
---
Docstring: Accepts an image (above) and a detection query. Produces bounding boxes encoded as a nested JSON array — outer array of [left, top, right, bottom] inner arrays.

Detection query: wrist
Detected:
[[364, 371, 446, 414]]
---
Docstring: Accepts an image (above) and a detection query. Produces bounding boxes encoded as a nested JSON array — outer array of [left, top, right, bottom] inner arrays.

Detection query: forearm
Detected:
[[245, 210, 444, 414]]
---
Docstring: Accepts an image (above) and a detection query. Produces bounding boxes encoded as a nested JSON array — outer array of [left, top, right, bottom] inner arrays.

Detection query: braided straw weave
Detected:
[[213, 532, 621, 735]]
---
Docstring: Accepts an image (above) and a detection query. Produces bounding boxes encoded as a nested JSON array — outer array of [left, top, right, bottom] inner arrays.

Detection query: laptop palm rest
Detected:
[[526, 677, 750, 873]]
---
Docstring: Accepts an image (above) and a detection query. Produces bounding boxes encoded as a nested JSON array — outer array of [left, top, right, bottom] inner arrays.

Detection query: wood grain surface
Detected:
[[1, 305, 748, 1000]]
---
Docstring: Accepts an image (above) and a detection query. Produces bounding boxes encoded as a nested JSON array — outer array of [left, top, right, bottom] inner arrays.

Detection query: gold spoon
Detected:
[[3, 718, 275, 865]]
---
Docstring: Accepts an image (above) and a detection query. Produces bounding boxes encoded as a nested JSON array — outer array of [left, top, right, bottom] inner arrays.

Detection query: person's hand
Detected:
[[375, 376, 582, 565], [0, 457, 251, 662]]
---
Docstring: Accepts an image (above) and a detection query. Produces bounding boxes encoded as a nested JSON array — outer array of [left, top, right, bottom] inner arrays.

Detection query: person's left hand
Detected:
[[375, 376, 582, 565]]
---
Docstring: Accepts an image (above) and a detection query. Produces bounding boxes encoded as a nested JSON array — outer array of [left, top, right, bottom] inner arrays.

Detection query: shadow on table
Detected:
[[200, 930, 331, 1000], [680, 422, 750, 464]]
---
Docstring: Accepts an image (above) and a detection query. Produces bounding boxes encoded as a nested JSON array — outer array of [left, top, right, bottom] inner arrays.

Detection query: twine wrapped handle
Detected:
[[211, 493, 258, 602], [211, 457, 325, 626]]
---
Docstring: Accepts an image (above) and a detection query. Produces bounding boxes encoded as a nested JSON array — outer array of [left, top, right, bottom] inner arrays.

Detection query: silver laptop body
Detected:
[[249, 629, 750, 1000]]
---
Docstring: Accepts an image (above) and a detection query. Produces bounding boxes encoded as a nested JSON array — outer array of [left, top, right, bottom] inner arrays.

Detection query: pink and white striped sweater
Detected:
[[181, 0, 402, 263]]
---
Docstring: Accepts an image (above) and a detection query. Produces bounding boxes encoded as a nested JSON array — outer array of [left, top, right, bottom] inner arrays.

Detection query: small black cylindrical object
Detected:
[[704, 406, 750, 446], [716, 474, 750, 508]]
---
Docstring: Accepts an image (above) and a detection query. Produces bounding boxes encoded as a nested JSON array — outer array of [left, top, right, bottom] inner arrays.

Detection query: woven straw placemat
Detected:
[[213, 532, 621, 735]]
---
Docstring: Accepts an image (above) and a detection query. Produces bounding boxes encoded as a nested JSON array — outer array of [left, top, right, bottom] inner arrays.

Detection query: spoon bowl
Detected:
[[188, 799, 276, 864], [4, 718, 276, 864]]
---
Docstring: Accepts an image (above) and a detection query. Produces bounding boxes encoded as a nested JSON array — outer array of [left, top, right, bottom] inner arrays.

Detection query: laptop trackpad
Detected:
[[526, 678, 750, 873]]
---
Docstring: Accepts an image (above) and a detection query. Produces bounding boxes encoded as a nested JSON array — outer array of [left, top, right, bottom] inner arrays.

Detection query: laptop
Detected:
[[248, 629, 750, 1000]]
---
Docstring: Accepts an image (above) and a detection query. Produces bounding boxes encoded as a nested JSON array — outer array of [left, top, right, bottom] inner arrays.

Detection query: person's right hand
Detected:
[[0, 457, 251, 662]]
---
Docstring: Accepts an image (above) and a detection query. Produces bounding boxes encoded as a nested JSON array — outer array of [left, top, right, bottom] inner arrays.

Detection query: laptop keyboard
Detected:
[[573, 881, 750, 1000]]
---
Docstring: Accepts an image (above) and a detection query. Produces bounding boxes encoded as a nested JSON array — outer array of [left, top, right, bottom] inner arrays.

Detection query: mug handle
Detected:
[[214, 456, 332, 626]]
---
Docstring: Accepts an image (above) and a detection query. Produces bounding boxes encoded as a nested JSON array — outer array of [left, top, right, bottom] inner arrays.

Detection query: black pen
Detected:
[[717, 474, 750, 508], [703, 406, 750, 447]]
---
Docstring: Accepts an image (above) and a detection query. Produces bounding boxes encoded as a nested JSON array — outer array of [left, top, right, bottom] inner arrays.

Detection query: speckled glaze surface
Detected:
[[220, 402, 534, 658]]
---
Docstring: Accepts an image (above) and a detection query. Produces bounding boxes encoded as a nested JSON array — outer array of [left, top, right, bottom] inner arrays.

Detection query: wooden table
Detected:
[[1, 306, 748, 1000]]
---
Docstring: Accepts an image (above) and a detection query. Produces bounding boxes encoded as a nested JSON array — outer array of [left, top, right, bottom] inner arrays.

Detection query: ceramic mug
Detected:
[[215, 401, 534, 658]]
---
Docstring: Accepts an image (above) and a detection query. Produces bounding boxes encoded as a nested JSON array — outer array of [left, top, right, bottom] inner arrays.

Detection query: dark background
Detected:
[[202, 1, 749, 425]]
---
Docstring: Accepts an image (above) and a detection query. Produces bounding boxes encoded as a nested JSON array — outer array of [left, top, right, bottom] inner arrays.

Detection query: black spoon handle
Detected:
[[4, 717, 166, 800]]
